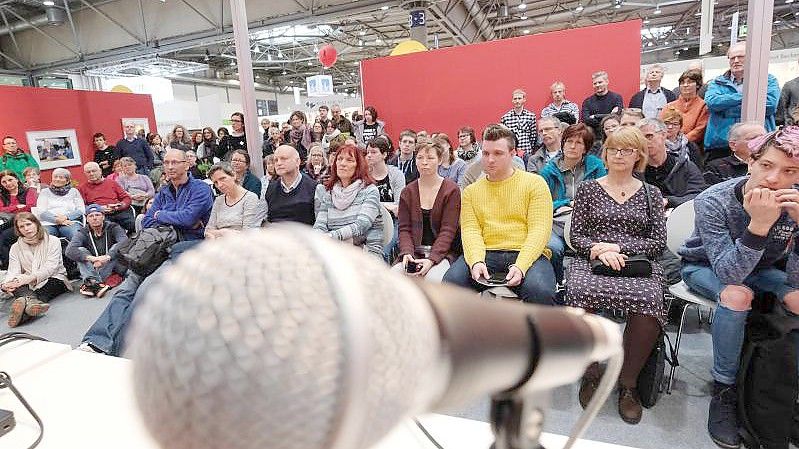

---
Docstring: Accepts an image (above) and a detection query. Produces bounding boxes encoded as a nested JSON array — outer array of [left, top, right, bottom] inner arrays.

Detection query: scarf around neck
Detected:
[[665, 134, 688, 156], [331, 179, 363, 210], [49, 184, 72, 196], [290, 126, 313, 150]]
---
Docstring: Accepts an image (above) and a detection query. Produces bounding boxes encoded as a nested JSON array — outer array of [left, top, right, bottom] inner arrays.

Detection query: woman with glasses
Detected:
[[661, 70, 708, 146], [230, 149, 261, 198], [218, 112, 247, 160], [455, 126, 481, 162], [565, 126, 667, 425], [661, 107, 704, 168], [595, 114, 620, 155]]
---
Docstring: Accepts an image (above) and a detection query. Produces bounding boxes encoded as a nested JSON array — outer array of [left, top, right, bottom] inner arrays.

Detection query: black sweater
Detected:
[[265, 174, 316, 225]]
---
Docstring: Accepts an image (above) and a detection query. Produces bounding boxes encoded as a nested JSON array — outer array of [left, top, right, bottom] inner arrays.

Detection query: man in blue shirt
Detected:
[[116, 121, 154, 175], [78, 148, 212, 356]]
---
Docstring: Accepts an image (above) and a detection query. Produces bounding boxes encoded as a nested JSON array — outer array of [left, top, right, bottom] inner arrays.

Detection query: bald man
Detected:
[[262, 144, 317, 225], [78, 161, 135, 232]]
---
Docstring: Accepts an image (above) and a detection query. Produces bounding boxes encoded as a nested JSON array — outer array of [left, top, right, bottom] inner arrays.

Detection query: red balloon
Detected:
[[318, 44, 337, 68]]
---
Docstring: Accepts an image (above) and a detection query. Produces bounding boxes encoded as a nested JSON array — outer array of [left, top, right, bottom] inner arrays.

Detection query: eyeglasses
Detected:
[[230, 119, 243, 123], [231, 159, 247, 163], [664, 122, 681, 128], [163, 160, 188, 166], [607, 148, 637, 156]]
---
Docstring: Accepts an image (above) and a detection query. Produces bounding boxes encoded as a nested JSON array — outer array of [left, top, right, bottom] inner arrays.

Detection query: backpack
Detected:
[[637, 329, 676, 408], [738, 294, 799, 449], [116, 225, 179, 277]]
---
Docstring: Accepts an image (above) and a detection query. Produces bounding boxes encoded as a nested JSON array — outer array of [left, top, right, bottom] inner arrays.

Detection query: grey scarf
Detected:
[[331, 180, 363, 210]]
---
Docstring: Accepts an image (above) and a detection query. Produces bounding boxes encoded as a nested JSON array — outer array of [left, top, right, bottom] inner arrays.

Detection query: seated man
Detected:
[[704, 122, 766, 186], [638, 118, 705, 210], [262, 145, 316, 225], [78, 162, 135, 233], [78, 149, 213, 356], [443, 124, 556, 304], [65, 203, 128, 298], [525, 116, 563, 173], [679, 126, 799, 449]]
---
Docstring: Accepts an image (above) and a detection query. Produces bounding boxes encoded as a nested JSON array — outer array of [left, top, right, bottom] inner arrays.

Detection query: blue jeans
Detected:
[[682, 263, 799, 385], [45, 223, 82, 241], [547, 232, 566, 284], [382, 218, 399, 263], [442, 251, 556, 305], [77, 259, 118, 283]]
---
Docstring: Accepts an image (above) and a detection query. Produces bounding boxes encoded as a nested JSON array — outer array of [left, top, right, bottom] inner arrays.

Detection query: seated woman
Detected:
[[205, 164, 265, 239], [230, 149, 262, 198], [260, 154, 277, 188], [313, 143, 383, 257], [434, 133, 467, 185], [395, 140, 460, 281], [565, 126, 667, 425], [23, 167, 47, 195], [2, 212, 71, 327], [539, 123, 607, 282], [305, 144, 328, 182], [115, 157, 155, 215], [0, 170, 37, 269], [594, 114, 620, 155], [34, 167, 85, 240], [661, 107, 704, 168], [365, 136, 405, 261]]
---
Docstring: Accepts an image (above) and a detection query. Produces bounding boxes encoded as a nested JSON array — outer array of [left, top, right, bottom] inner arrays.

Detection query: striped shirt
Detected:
[[313, 183, 384, 257], [500, 108, 538, 154], [541, 101, 580, 122]]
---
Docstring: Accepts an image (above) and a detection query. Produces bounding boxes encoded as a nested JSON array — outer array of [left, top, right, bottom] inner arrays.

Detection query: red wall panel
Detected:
[[0, 85, 156, 183], [362, 20, 642, 144]]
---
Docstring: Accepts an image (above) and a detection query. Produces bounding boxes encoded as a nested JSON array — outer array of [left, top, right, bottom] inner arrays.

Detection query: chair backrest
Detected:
[[562, 217, 575, 251], [380, 205, 393, 246], [666, 200, 695, 258]]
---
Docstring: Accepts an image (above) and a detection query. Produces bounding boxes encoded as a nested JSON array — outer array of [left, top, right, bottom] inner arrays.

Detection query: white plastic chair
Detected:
[[379, 205, 393, 247], [664, 199, 716, 393], [563, 217, 575, 251]]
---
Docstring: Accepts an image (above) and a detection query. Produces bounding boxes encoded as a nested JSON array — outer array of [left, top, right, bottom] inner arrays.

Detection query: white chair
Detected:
[[379, 205, 393, 247], [664, 199, 716, 393], [563, 217, 575, 251]]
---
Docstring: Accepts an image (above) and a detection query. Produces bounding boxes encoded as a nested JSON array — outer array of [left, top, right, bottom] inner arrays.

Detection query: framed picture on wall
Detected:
[[121, 118, 150, 140], [25, 129, 82, 170]]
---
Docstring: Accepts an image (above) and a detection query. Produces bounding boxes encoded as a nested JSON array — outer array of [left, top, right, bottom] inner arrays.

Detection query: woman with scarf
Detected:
[[321, 120, 341, 153], [313, 143, 383, 257], [218, 112, 247, 161], [305, 144, 328, 182], [661, 108, 704, 169], [196, 127, 219, 164], [33, 167, 84, 240], [284, 110, 313, 163], [456, 126, 481, 162], [230, 149, 262, 197], [1, 212, 71, 327], [311, 122, 325, 143], [262, 126, 282, 157], [0, 170, 37, 269]]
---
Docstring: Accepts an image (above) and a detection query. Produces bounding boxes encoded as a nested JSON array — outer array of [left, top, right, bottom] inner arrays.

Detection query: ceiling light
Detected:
[[520, 15, 527, 20], [664, 40, 669, 45], [253, 44, 260, 53], [380, 5, 389, 10], [575, 2, 584, 12], [653, 6, 662, 14], [230, 60, 236, 66], [614, 0, 623, 9], [43, 0, 55, 5], [682, 46, 688, 50], [518, 2, 527, 9], [267, 53, 272, 61], [787, 0, 794, 4], [277, 50, 284, 58], [647, 42, 653, 47], [255, 74, 260, 79], [358, 39, 363, 45], [643, 18, 651, 24], [523, 29, 530, 34], [307, 61, 313, 66], [282, 70, 287, 75], [359, 30, 366, 36]]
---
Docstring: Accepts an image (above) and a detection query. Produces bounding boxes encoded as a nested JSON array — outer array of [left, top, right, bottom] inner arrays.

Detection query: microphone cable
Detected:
[[413, 418, 446, 449], [0, 332, 49, 449]]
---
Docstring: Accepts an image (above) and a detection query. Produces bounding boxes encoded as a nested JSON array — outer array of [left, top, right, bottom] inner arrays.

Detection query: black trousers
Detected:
[[13, 278, 69, 302]]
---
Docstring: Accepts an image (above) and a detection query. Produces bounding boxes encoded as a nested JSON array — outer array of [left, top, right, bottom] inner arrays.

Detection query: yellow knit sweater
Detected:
[[461, 169, 553, 272]]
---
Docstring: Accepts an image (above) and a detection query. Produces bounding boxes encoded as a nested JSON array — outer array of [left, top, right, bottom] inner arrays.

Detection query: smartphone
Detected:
[[406, 261, 420, 273], [485, 272, 508, 285]]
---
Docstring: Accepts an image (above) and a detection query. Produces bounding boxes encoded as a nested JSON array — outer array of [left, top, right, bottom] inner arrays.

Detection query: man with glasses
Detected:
[[541, 81, 579, 122], [78, 148, 213, 356], [704, 122, 766, 186], [639, 118, 705, 210], [705, 41, 780, 160], [629, 65, 676, 119], [501, 89, 537, 158], [388, 129, 419, 184], [330, 104, 353, 136], [526, 116, 563, 173], [116, 121, 153, 175], [1, 136, 38, 181]]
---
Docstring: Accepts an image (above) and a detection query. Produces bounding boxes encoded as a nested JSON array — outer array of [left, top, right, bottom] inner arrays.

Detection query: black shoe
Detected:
[[708, 381, 741, 448]]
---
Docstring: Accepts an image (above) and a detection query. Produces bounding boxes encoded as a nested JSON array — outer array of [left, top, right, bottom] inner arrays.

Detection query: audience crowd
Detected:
[[4, 40, 799, 449]]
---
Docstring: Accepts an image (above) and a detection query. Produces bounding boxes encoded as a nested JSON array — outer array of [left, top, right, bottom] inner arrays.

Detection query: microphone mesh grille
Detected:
[[129, 228, 439, 449]]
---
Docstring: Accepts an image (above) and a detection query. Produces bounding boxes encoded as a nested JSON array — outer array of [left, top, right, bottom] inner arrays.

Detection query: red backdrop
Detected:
[[0, 85, 156, 183], [361, 20, 642, 143]]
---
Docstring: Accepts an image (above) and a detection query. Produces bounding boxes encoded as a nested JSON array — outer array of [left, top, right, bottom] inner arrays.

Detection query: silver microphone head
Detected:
[[128, 225, 445, 449]]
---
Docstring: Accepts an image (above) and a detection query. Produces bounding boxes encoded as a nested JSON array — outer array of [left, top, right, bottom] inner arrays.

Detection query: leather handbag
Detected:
[[590, 254, 653, 277]]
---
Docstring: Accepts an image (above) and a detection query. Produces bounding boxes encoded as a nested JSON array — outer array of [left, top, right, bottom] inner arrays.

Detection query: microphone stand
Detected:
[[489, 391, 548, 449]]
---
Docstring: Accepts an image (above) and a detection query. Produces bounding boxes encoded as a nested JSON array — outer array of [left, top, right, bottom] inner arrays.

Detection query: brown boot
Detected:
[[578, 362, 604, 409], [618, 384, 643, 424], [7, 297, 27, 327], [24, 297, 49, 318]]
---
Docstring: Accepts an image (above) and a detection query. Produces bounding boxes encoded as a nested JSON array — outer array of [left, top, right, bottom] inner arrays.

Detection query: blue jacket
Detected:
[[704, 72, 780, 150], [539, 154, 607, 210], [142, 174, 213, 240]]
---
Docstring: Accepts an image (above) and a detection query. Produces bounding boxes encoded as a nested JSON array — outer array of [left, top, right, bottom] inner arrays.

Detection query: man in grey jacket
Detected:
[[65, 204, 128, 297], [679, 126, 799, 449], [777, 69, 799, 126]]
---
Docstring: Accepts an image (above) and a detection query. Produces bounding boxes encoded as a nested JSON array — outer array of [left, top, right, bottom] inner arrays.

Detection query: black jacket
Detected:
[[629, 87, 677, 110], [644, 152, 706, 208], [703, 155, 748, 186]]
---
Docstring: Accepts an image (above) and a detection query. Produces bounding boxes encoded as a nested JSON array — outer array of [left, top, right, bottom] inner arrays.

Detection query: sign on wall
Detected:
[[306, 75, 334, 97]]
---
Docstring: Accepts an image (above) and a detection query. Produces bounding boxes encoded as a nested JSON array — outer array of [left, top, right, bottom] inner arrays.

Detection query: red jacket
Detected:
[[397, 178, 461, 264], [0, 188, 37, 214], [78, 179, 131, 211]]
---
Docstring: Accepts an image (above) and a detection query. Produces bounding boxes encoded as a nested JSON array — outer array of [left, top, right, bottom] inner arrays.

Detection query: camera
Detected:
[[405, 261, 420, 273]]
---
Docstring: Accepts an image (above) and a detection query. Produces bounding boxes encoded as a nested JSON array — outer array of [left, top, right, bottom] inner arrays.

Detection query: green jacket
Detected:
[[1, 152, 39, 180]]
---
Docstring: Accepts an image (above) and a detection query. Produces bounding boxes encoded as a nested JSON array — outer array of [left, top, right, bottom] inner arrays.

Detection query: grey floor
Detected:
[[0, 287, 721, 449]]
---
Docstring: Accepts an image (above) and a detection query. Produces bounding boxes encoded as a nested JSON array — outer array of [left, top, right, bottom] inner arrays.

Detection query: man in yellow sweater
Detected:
[[443, 124, 556, 304]]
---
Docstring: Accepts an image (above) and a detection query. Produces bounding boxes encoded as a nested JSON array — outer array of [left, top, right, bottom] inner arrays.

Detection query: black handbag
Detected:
[[638, 330, 676, 408], [590, 254, 653, 277]]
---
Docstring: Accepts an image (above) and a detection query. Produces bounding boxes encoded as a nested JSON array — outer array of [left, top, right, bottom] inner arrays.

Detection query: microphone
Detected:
[[127, 224, 622, 449]]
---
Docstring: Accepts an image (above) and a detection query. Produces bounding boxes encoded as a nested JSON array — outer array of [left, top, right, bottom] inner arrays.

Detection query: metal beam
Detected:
[[78, 0, 146, 45], [179, 0, 218, 30], [0, 6, 79, 56], [742, 0, 774, 125], [230, 0, 262, 177], [0, 48, 26, 70], [138, 0, 148, 44], [63, 0, 83, 58], [0, 8, 23, 67]]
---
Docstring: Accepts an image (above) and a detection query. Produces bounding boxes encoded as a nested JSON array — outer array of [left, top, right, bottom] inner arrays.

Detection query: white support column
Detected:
[[741, 1, 774, 125], [229, 0, 263, 178]]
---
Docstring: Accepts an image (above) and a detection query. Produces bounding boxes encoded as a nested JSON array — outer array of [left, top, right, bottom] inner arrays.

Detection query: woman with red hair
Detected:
[[313, 144, 384, 256]]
